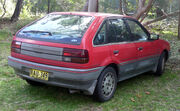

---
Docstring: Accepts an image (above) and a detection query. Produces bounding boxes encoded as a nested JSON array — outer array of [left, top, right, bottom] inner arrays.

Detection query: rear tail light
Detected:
[[62, 48, 89, 64], [11, 41, 22, 53]]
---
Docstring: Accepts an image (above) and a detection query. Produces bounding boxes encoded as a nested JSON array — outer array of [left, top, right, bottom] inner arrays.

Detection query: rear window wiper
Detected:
[[23, 30, 52, 36]]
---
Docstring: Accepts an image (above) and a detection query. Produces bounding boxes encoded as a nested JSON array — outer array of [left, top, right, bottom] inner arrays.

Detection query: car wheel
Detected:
[[26, 79, 45, 86], [154, 52, 166, 76], [94, 67, 117, 102]]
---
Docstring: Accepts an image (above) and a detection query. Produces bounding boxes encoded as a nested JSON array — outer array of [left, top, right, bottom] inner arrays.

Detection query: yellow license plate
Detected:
[[30, 69, 49, 81]]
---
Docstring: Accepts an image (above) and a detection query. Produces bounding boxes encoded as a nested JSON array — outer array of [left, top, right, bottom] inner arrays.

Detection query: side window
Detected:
[[94, 22, 107, 45], [126, 20, 149, 41], [109, 19, 131, 42]]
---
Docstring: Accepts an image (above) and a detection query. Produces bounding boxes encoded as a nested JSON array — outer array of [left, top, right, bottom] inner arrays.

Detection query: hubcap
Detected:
[[101, 72, 115, 97]]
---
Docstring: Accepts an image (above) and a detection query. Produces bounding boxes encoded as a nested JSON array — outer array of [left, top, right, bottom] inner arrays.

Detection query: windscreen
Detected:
[[17, 14, 93, 45]]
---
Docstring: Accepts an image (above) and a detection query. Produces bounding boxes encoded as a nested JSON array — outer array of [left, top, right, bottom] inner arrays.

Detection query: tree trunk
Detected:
[[123, 0, 127, 15], [178, 3, 180, 40], [133, 0, 154, 20], [0, 0, 6, 18], [96, 0, 98, 12], [11, 0, 24, 22], [119, 0, 123, 14], [47, 0, 50, 14], [139, 9, 150, 23], [119, 0, 127, 15], [82, 0, 89, 12], [178, 13, 180, 40], [139, 3, 154, 23], [143, 11, 180, 26], [88, 0, 98, 12]]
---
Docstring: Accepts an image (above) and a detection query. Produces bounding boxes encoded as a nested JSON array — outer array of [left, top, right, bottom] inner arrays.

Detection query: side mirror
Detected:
[[150, 34, 159, 40]]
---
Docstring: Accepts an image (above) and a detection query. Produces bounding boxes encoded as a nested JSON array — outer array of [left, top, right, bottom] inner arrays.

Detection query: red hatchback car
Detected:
[[8, 12, 170, 102]]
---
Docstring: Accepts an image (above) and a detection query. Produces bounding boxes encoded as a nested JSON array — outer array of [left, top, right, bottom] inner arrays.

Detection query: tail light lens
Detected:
[[62, 48, 89, 64], [11, 41, 22, 53]]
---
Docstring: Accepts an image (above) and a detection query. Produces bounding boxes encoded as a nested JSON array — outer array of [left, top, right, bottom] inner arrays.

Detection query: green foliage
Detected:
[[155, 0, 179, 13], [0, 29, 11, 41], [99, 0, 119, 13], [98, 0, 179, 18], [0, 17, 39, 42], [0, 0, 85, 19], [99, 0, 140, 14], [12, 18, 37, 31], [25, 0, 84, 14]]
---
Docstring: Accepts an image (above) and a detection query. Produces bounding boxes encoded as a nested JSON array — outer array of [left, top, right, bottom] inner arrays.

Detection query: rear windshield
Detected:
[[17, 14, 93, 45]]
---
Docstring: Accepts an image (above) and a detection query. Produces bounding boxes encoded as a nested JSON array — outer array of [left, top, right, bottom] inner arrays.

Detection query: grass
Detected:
[[0, 30, 11, 41], [0, 19, 180, 111]]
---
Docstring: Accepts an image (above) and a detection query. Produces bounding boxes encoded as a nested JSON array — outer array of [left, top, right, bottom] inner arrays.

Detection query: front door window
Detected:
[[126, 20, 149, 41]]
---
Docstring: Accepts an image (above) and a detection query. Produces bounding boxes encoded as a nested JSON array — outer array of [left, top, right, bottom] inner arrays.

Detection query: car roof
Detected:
[[50, 12, 133, 19]]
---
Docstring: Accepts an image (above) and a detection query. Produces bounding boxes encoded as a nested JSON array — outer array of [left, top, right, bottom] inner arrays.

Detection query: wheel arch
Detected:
[[104, 63, 119, 79]]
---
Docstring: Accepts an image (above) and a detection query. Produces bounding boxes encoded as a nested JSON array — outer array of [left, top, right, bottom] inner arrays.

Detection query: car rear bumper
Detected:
[[8, 56, 104, 95]]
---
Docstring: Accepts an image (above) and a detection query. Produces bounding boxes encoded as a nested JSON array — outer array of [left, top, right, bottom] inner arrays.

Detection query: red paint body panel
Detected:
[[134, 41, 159, 59], [109, 43, 137, 64]]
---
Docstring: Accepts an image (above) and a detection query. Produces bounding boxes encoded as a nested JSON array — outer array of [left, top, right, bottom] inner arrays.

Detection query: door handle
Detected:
[[138, 47, 143, 51], [113, 50, 119, 54]]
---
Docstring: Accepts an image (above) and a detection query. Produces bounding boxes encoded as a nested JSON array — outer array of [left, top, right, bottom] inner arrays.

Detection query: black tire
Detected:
[[26, 79, 45, 86], [94, 67, 117, 102], [154, 52, 166, 76]]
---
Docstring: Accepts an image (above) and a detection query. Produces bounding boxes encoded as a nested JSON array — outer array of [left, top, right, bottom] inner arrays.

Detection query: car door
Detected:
[[125, 19, 159, 73], [107, 18, 138, 80]]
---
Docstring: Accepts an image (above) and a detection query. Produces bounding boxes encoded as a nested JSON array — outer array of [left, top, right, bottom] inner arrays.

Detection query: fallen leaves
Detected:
[[136, 93, 142, 98], [130, 97, 135, 102], [145, 91, 151, 95], [130, 92, 151, 102]]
